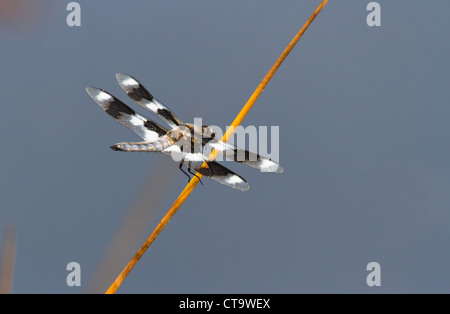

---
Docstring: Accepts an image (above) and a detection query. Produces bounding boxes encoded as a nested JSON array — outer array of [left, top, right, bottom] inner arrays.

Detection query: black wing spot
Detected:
[[231, 148, 261, 162], [157, 108, 181, 126], [202, 137, 215, 145], [233, 148, 249, 162], [197, 161, 233, 177], [144, 120, 168, 137], [105, 99, 136, 119], [128, 85, 154, 102]]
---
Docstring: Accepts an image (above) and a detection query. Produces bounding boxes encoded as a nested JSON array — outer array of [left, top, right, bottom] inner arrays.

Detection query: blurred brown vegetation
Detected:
[[0, 0, 43, 31]]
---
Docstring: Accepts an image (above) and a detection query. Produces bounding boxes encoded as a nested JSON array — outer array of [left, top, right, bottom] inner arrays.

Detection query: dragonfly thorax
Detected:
[[168, 124, 215, 141], [166, 124, 216, 154]]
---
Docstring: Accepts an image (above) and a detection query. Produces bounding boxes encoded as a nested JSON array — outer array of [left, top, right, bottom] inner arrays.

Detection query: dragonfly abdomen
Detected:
[[110, 138, 173, 152]]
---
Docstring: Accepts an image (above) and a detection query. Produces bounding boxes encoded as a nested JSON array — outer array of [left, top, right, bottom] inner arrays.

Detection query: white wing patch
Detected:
[[119, 76, 137, 88], [128, 115, 142, 126], [259, 158, 284, 173], [209, 173, 249, 191], [87, 88, 112, 103]]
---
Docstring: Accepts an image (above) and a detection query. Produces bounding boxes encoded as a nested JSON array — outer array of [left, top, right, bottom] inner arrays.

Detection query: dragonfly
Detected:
[[86, 74, 283, 191]]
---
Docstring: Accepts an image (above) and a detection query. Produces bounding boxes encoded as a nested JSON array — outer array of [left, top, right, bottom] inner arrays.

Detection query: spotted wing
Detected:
[[206, 139, 284, 173], [116, 73, 183, 129], [162, 145, 249, 191], [86, 87, 168, 142]]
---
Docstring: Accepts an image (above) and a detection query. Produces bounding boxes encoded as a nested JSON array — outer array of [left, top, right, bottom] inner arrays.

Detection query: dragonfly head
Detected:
[[167, 127, 185, 142], [201, 125, 216, 139]]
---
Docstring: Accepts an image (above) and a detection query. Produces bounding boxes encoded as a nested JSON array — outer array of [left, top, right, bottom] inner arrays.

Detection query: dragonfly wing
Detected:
[[116, 73, 183, 129], [86, 87, 168, 142], [207, 139, 284, 173]]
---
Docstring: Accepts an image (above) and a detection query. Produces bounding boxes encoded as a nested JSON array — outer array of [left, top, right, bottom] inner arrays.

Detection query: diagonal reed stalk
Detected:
[[106, 0, 328, 294]]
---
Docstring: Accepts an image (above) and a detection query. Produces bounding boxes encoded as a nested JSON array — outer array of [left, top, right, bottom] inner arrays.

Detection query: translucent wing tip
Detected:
[[85, 86, 99, 98], [239, 182, 250, 192], [116, 73, 139, 91], [85, 87, 113, 107], [220, 174, 250, 191], [275, 164, 284, 173]]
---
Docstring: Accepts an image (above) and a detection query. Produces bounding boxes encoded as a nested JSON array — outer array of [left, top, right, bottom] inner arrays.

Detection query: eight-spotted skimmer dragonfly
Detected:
[[86, 74, 283, 191]]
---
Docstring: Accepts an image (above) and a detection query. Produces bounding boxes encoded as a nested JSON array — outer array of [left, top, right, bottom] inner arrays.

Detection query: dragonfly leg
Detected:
[[188, 168, 204, 185], [179, 163, 191, 183]]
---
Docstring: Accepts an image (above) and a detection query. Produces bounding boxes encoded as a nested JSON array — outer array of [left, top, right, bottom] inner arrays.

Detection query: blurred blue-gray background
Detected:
[[0, 0, 449, 293]]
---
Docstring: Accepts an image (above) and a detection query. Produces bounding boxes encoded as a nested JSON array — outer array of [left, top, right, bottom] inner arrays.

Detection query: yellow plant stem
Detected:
[[106, 0, 328, 294]]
